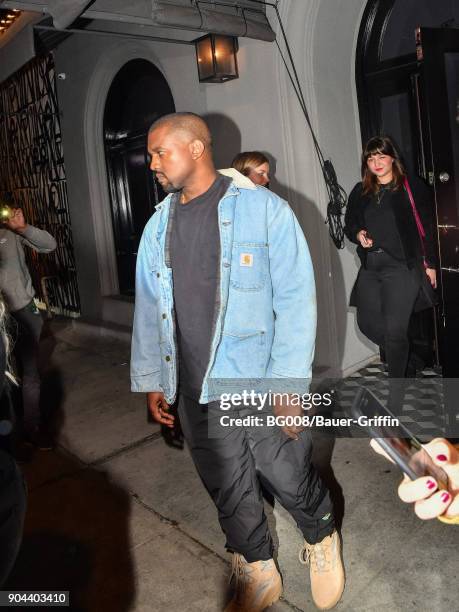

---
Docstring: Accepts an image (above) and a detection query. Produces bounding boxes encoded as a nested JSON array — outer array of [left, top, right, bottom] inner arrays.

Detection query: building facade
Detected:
[[0, 0, 457, 377]]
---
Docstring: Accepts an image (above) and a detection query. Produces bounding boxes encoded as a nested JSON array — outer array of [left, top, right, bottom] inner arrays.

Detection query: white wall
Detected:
[[53, 0, 377, 373]]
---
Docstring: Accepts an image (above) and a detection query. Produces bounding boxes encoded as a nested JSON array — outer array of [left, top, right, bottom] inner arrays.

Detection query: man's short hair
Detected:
[[149, 112, 212, 148]]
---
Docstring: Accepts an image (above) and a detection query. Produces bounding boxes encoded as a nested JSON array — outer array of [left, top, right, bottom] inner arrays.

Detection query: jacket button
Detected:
[[157, 272, 161, 278], [223, 262, 230, 268], [162, 313, 167, 319], [165, 356, 171, 362]]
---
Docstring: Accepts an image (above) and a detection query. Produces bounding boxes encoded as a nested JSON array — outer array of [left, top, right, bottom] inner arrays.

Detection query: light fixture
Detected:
[[194, 33, 238, 83], [0, 8, 21, 35]]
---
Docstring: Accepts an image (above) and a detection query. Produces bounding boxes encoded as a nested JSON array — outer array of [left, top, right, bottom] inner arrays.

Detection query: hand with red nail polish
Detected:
[[397, 439, 459, 522]]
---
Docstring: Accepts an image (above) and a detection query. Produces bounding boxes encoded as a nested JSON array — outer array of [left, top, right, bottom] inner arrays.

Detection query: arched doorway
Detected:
[[356, 1, 459, 381], [104, 59, 175, 296], [357, 0, 459, 174]]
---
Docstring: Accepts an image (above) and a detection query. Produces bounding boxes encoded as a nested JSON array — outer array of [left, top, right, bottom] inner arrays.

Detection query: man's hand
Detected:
[[356, 229, 373, 248], [5, 208, 27, 233], [147, 391, 174, 428], [273, 394, 305, 440], [425, 267, 437, 289]]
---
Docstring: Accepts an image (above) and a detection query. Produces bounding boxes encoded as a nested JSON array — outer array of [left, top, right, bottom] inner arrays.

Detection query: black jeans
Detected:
[[11, 302, 44, 435], [178, 395, 334, 562], [356, 251, 420, 378]]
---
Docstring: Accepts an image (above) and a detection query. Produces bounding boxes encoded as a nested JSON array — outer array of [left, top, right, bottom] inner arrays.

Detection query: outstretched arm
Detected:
[[6, 208, 56, 252]]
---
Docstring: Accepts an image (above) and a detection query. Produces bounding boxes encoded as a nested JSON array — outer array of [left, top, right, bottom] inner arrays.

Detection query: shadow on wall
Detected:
[[203, 113, 242, 169], [269, 156, 349, 377]]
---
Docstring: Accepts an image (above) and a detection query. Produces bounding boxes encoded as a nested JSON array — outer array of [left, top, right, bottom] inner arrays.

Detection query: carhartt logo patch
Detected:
[[240, 253, 253, 267]]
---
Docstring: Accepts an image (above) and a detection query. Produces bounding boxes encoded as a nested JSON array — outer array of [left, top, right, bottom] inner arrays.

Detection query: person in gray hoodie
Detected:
[[0, 204, 56, 447]]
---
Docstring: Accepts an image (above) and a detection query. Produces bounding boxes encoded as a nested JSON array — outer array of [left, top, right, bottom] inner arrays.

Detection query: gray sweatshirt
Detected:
[[0, 225, 57, 312]]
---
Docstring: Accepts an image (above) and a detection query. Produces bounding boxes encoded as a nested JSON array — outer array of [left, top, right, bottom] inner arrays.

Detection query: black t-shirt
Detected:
[[170, 174, 232, 399], [364, 186, 406, 261]]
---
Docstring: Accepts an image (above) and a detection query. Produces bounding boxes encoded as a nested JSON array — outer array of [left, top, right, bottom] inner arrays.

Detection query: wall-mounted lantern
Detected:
[[194, 33, 239, 83], [0, 9, 21, 35]]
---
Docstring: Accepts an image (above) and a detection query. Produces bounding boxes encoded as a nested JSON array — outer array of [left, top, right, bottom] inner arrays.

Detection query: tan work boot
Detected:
[[224, 553, 283, 611], [299, 530, 345, 610]]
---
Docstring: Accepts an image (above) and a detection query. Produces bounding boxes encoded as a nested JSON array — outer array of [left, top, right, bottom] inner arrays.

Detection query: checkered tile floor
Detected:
[[321, 360, 453, 439]]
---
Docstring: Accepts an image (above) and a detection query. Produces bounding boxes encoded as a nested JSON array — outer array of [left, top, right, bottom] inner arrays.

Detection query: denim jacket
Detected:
[[130, 168, 317, 404]]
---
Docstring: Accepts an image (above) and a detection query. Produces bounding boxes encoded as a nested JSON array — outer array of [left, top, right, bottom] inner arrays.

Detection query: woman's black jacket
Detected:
[[344, 176, 437, 270]]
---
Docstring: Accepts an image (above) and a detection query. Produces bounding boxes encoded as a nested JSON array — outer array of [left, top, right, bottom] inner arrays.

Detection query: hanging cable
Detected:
[[270, 2, 347, 248]]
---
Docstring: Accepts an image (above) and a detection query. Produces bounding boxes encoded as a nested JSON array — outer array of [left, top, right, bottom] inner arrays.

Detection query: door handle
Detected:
[[439, 172, 450, 183]]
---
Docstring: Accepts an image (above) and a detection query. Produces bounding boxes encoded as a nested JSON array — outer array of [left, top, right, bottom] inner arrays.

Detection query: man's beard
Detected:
[[163, 185, 181, 194], [154, 172, 181, 194]]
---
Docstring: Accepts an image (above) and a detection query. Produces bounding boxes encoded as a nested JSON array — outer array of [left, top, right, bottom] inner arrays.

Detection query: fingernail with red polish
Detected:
[[426, 480, 436, 490], [441, 492, 450, 503], [436, 454, 448, 462]]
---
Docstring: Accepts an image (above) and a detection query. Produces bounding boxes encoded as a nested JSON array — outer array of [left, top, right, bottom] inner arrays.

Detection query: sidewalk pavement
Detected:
[[5, 319, 458, 611]]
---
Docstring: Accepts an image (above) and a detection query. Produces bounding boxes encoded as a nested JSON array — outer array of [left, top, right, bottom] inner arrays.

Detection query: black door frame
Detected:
[[356, 1, 427, 164], [417, 27, 459, 380]]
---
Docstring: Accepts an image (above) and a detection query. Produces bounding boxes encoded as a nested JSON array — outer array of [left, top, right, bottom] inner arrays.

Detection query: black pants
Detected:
[[11, 302, 44, 435], [178, 395, 334, 562], [356, 252, 420, 378]]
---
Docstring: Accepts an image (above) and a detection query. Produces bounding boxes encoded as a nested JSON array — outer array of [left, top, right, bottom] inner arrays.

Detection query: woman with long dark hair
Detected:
[[344, 136, 437, 378]]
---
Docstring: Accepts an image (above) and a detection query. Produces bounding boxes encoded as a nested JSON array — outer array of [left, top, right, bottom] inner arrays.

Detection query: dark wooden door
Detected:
[[105, 132, 163, 296], [104, 59, 175, 296], [417, 27, 459, 435], [417, 27, 459, 377]]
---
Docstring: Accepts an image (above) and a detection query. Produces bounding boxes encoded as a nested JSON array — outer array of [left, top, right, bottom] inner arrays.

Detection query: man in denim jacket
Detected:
[[131, 113, 344, 611]]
